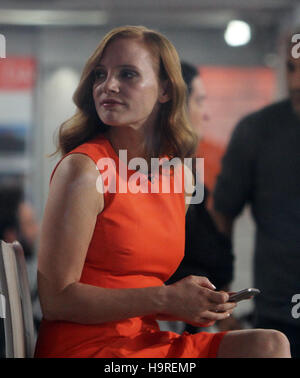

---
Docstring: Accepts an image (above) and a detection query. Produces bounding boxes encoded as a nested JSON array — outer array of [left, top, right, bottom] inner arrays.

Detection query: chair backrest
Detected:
[[0, 240, 35, 358]]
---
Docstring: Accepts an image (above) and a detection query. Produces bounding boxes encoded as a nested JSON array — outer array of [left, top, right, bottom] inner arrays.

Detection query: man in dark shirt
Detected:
[[212, 34, 300, 357]]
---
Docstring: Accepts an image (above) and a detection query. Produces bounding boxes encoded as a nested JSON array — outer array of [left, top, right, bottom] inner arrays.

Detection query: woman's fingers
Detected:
[[167, 276, 238, 325], [206, 289, 230, 304], [211, 301, 237, 313], [196, 276, 217, 291], [200, 309, 234, 321]]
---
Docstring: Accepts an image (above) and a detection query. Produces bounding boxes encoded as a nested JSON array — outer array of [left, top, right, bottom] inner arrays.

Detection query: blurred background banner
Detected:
[[199, 66, 275, 191], [0, 56, 36, 186]]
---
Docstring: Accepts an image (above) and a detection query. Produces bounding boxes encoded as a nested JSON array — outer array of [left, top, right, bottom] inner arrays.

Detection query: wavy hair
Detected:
[[51, 25, 198, 160]]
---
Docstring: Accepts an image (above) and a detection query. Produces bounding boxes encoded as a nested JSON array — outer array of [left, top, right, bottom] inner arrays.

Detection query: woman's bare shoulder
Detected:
[[50, 153, 104, 214], [53, 153, 99, 180]]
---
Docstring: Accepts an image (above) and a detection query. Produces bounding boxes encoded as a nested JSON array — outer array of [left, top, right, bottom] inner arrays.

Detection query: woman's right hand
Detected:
[[161, 275, 236, 326]]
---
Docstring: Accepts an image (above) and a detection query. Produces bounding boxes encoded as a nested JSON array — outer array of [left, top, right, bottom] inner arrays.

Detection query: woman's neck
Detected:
[[107, 126, 147, 161]]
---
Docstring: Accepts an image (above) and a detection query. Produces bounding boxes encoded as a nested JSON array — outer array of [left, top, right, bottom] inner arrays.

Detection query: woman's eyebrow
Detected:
[[94, 64, 139, 70], [118, 64, 139, 70]]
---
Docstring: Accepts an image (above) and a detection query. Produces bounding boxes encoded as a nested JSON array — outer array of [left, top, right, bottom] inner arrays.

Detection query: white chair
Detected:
[[0, 240, 35, 358]]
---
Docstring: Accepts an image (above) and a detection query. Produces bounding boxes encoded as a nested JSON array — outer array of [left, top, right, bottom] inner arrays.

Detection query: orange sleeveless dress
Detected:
[[34, 133, 226, 358]]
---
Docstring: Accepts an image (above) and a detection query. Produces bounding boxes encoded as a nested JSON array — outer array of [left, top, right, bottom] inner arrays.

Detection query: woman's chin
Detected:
[[99, 117, 124, 127]]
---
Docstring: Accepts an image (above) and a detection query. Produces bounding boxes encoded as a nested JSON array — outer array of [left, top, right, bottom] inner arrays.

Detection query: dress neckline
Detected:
[[96, 132, 159, 184]]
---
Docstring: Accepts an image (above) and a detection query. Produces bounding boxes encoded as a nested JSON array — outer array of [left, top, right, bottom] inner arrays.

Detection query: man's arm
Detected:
[[212, 114, 261, 235], [210, 114, 261, 330], [209, 208, 234, 238]]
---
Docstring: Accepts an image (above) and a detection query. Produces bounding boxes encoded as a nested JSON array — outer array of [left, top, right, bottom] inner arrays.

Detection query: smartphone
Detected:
[[229, 288, 260, 303]]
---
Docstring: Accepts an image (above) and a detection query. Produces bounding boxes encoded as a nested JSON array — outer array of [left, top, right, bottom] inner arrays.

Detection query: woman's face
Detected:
[[92, 37, 169, 130], [188, 75, 209, 138]]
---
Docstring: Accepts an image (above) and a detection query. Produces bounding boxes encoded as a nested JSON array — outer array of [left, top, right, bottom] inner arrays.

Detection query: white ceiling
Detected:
[[0, 0, 298, 28]]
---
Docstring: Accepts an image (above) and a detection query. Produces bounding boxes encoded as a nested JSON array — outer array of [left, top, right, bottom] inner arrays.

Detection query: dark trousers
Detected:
[[255, 316, 300, 358]]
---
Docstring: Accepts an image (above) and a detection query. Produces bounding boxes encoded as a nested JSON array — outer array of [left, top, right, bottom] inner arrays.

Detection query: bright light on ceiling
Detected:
[[224, 20, 251, 47]]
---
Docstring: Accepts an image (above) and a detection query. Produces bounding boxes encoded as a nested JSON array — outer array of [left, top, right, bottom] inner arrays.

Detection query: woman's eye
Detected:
[[94, 70, 106, 80], [121, 70, 137, 79]]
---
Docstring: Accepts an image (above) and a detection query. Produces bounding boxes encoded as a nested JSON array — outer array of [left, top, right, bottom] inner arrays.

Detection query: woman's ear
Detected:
[[158, 80, 171, 104]]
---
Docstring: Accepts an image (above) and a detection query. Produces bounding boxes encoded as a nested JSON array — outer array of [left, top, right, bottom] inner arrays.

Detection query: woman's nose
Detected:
[[102, 74, 120, 93]]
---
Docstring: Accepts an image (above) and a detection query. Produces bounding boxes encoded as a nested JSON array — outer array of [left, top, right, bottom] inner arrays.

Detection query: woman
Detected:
[[181, 61, 209, 140], [34, 26, 290, 358]]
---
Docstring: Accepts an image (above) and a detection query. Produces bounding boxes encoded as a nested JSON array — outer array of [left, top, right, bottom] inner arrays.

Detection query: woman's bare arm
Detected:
[[38, 153, 167, 324]]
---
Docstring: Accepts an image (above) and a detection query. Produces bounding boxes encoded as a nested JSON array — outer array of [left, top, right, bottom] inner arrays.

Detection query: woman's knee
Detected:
[[254, 329, 291, 357], [217, 328, 291, 358]]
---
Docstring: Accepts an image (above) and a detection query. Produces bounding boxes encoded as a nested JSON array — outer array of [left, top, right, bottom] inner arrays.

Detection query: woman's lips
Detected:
[[100, 99, 124, 108]]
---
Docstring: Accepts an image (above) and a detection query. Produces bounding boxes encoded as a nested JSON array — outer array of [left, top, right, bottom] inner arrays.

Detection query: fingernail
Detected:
[[211, 284, 216, 290]]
